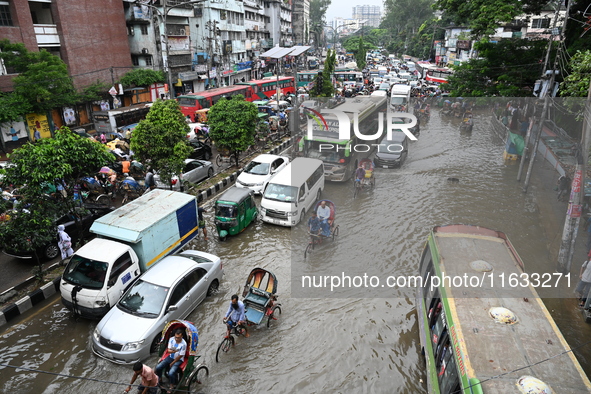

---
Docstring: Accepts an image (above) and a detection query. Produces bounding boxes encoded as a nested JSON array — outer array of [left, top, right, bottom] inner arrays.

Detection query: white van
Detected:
[[260, 158, 324, 226]]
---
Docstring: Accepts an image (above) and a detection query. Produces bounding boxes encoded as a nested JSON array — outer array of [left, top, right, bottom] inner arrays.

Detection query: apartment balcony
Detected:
[[34, 24, 60, 47]]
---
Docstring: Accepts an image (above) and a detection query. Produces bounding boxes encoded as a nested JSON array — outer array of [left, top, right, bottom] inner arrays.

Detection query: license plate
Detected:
[[272, 219, 281, 224], [383, 165, 389, 169], [103, 351, 113, 359]]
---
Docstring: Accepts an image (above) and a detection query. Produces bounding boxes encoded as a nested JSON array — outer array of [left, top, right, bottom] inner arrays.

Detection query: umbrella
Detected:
[[444, 100, 451, 104], [99, 166, 114, 175]]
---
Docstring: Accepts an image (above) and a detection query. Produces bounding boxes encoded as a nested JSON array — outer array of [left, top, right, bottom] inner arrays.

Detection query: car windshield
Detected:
[[263, 184, 298, 202], [62, 255, 109, 290], [216, 203, 237, 218], [118, 280, 168, 318], [244, 161, 270, 175]]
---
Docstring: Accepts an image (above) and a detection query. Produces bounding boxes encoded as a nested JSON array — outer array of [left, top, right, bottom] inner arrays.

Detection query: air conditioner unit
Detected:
[[142, 48, 149, 54]]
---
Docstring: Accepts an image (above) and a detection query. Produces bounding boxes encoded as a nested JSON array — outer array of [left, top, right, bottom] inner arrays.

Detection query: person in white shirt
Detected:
[[155, 329, 187, 392]]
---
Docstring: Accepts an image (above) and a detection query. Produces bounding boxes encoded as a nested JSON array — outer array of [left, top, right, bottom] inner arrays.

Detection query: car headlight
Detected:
[[93, 328, 100, 341], [122, 339, 145, 352], [254, 182, 264, 186], [95, 298, 107, 307], [288, 210, 298, 216]]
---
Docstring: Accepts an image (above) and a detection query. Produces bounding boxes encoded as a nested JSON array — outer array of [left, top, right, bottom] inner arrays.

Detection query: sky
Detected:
[[325, 0, 384, 24]]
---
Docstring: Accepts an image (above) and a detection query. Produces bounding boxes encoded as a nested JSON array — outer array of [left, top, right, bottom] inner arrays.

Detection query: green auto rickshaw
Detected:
[[214, 187, 258, 241]]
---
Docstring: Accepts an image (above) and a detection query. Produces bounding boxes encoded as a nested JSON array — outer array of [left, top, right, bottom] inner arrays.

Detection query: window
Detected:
[[141, 24, 149, 35], [131, 55, 139, 66], [127, 25, 134, 36], [0, 2, 12, 26], [145, 55, 153, 66], [531, 18, 550, 29], [169, 277, 190, 306], [108, 253, 133, 287]]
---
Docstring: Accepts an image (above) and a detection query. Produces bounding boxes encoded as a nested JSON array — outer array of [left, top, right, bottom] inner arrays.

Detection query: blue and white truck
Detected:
[[60, 189, 199, 319]]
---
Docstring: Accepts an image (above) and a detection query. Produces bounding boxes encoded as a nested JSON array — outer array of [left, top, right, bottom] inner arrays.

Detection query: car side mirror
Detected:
[[167, 305, 178, 313]]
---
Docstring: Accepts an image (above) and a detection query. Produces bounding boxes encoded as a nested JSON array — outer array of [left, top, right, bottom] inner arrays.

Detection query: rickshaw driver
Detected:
[[355, 165, 366, 186], [223, 294, 249, 338], [308, 211, 322, 235]]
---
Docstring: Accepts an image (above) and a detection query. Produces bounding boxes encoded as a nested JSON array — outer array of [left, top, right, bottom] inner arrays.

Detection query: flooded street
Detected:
[[2, 106, 591, 393]]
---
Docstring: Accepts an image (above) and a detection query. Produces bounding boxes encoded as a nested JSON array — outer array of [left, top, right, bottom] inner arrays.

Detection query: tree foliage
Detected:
[[0, 40, 77, 113], [0, 93, 31, 125], [355, 38, 367, 71], [445, 38, 547, 96], [433, 0, 547, 38], [560, 50, 591, 97], [207, 96, 258, 166], [312, 49, 337, 96], [0, 127, 114, 263], [309, 0, 331, 46], [119, 69, 167, 88], [130, 99, 191, 184]]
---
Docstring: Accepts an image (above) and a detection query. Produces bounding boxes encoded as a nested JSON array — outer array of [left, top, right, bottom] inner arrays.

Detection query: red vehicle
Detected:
[[237, 76, 295, 100], [425, 67, 453, 84], [178, 85, 256, 121]]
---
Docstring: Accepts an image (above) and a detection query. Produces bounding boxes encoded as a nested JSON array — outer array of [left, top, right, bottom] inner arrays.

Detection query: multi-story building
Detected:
[[291, 0, 308, 46], [0, 0, 132, 142], [351, 5, 380, 28], [263, 0, 291, 50]]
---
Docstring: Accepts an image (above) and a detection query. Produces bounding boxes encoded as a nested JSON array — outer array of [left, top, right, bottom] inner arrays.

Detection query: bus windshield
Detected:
[[304, 140, 347, 164], [390, 97, 407, 106], [178, 97, 197, 106]]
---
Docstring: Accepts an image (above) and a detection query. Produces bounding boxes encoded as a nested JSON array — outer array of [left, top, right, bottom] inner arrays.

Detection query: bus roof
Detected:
[[430, 224, 591, 392]]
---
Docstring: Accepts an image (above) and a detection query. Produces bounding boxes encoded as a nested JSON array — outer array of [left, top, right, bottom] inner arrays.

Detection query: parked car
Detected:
[[2, 204, 114, 260], [235, 154, 290, 194], [92, 250, 223, 364], [188, 140, 212, 161], [154, 159, 214, 191]]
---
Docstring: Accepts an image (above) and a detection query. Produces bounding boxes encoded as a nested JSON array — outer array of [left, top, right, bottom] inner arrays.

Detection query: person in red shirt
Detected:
[[125, 362, 159, 394]]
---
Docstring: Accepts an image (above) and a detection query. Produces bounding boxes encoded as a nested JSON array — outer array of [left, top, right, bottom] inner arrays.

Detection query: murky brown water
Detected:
[[2, 105, 591, 393]]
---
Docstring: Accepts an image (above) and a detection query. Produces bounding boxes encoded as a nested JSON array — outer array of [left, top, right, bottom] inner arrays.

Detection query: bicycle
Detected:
[[216, 320, 248, 363], [353, 177, 375, 199]]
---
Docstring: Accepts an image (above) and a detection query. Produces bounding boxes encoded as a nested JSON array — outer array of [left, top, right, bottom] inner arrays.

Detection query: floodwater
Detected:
[[2, 105, 591, 393]]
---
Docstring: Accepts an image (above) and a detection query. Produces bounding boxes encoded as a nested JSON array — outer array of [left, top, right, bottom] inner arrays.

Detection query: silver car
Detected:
[[154, 159, 214, 191], [91, 250, 223, 364]]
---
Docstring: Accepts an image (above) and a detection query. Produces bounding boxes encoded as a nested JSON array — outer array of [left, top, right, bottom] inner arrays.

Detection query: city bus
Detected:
[[296, 71, 319, 89], [237, 76, 296, 100], [333, 71, 363, 85], [301, 95, 386, 181], [417, 224, 591, 393], [425, 67, 453, 84], [93, 103, 152, 136], [177, 85, 256, 121]]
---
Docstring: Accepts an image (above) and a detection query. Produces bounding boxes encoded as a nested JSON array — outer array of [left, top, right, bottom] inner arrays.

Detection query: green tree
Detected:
[[560, 50, 591, 97], [0, 93, 31, 125], [119, 69, 167, 88], [433, 0, 547, 38], [208, 96, 258, 167], [355, 37, 367, 71], [444, 39, 546, 96], [130, 99, 192, 187], [0, 126, 114, 264], [322, 49, 337, 96], [0, 40, 77, 114], [309, 0, 331, 48]]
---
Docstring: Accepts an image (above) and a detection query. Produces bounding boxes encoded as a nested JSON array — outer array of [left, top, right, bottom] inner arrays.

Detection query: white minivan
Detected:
[[260, 158, 324, 226]]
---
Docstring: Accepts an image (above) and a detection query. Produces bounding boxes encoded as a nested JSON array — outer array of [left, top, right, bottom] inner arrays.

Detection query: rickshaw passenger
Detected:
[[155, 329, 187, 393], [316, 201, 332, 236]]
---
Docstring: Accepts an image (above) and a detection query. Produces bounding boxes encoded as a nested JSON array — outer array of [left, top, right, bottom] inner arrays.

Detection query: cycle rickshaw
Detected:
[[216, 268, 281, 362], [156, 320, 208, 393], [353, 158, 375, 199], [304, 200, 339, 258]]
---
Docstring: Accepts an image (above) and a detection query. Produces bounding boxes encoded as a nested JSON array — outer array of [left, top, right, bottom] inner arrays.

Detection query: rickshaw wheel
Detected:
[[304, 243, 313, 259], [332, 226, 339, 241], [187, 365, 209, 389], [216, 336, 234, 362], [267, 305, 281, 328], [215, 154, 222, 167]]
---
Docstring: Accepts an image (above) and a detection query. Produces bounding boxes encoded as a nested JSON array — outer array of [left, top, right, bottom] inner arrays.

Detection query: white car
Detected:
[[92, 250, 223, 364], [235, 154, 290, 194], [154, 159, 214, 191]]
